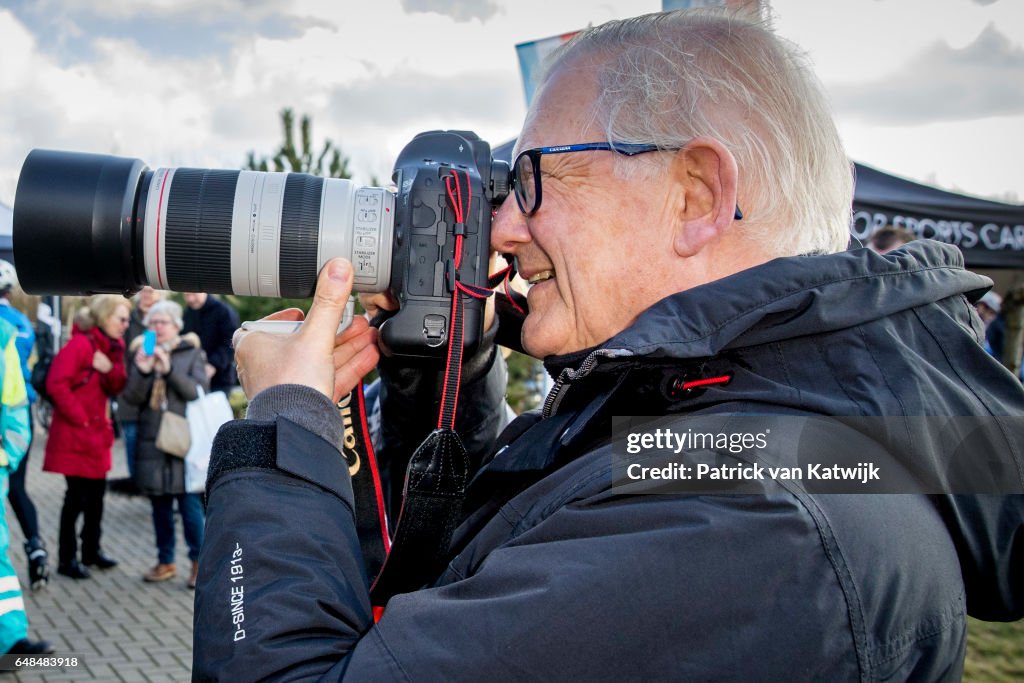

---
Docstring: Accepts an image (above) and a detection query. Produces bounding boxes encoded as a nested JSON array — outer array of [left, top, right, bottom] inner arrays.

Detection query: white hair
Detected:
[[540, 9, 853, 256], [144, 300, 184, 330]]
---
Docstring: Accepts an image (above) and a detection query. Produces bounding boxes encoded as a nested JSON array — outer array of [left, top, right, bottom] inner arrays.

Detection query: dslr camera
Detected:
[[14, 130, 510, 358]]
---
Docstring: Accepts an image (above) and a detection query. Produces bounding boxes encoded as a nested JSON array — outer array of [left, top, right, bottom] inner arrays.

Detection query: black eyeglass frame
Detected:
[[511, 141, 743, 220]]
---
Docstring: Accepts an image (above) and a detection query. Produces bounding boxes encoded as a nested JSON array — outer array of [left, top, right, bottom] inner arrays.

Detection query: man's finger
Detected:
[[358, 292, 399, 313], [263, 308, 305, 322], [335, 316, 371, 344], [333, 343, 380, 402], [303, 258, 353, 341], [332, 324, 377, 368], [232, 328, 270, 354]]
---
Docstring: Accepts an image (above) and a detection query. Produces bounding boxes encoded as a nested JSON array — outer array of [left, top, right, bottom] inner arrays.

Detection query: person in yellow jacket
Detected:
[[0, 317, 52, 656]]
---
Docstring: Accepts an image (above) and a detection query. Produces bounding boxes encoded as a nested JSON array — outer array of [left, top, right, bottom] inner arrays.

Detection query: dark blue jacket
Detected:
[[194, 240, 1023, 681], [183, 296, 239, 393]]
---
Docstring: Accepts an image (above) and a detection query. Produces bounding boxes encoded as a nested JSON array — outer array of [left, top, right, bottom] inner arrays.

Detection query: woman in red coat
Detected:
[[43, 295, 131, 579]]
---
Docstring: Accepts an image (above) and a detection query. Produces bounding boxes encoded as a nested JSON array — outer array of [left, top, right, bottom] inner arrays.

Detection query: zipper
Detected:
[[541, 348, 633, 418]]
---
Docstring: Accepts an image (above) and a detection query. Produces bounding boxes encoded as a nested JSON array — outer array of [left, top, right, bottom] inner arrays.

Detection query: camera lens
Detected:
[[14, 150, 393, 297]]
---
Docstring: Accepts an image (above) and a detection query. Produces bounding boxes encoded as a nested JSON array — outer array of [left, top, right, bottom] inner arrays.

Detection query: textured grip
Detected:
[[164, 169, 238, 293], [280, 174, 324, 297]]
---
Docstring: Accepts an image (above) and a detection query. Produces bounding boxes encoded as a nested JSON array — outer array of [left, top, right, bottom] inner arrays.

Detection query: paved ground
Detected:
[[5, 425, 195, 682]]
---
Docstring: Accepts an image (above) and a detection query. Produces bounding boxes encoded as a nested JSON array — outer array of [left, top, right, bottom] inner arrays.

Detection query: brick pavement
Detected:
[[5, 424, 195, 682]]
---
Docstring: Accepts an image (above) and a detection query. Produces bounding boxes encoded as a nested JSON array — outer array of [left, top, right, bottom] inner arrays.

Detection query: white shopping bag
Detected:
[[185, 387, 235, 493]]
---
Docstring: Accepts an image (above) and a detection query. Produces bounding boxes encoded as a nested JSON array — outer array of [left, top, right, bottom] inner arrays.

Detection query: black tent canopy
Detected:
[[493, 140, 1024, 268], [852, 163, 1024, 269]]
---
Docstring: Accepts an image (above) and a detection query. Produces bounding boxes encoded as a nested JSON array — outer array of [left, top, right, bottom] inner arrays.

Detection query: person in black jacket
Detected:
[[195, 9, 1024, 681], [182, 293, 238, 394]]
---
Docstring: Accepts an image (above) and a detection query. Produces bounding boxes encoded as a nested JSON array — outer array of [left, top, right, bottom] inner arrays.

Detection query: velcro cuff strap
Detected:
[[207, 420, 277, 489], [207, 418, 354, 510]]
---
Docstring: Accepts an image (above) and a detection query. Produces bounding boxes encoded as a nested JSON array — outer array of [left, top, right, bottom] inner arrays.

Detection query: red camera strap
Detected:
[[437, 169, 492, 430], [338, 384, 390, 581], [366, 169, 491, 612]]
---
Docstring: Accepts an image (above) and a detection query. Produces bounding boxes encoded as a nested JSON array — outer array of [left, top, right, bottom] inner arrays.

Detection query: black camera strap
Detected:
[[369, 427, 468, 607]]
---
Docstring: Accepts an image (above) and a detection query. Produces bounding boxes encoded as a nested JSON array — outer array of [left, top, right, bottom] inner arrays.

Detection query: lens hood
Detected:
[[14, 149, 147, 295]]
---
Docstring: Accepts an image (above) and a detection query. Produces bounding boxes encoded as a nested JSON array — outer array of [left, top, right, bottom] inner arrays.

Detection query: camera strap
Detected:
[[338, 384, 390, 581], [438, 169, 493, 431], [369, 426, 469, 607], [368, 170, 491, 611]]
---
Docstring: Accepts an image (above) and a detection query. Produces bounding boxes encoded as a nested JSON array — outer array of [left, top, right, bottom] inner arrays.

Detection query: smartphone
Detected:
[[142, 330, 156, 356]]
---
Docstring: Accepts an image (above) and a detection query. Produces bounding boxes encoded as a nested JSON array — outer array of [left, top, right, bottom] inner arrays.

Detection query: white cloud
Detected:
[[772, 0, 1024, 85], [31, 0, 293, 23], [830, 24, 1024, 124], [399, 0, 503, 23], [1, 0, 1021, 206]]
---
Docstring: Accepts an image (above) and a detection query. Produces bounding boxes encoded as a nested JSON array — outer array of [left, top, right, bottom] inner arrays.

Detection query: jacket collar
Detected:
[[544, 240, 990, 376]]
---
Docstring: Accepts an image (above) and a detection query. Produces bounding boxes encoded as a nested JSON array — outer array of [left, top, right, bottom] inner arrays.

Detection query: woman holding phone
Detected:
[[121, 300, 209, 588]]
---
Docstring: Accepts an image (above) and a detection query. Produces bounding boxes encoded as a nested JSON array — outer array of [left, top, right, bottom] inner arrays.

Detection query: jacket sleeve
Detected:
[[165, 348, 209, 403], [121, 360, 155, 407], [194, 385, 375, 681], [1, 338, 30, 472], [45, 338, 91, 427]]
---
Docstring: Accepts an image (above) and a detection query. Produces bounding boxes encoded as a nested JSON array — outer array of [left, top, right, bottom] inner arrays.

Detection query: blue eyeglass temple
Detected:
[[518, 142, 743, 220]]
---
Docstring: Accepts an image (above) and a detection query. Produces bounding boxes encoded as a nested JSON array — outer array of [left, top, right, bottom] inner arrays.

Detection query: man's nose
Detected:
[[490, 195, 530, 255]]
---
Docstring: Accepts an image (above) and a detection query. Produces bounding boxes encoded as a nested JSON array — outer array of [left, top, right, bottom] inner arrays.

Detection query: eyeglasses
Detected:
[[149, 319, 173, 327], [511, 142, 743, 220]]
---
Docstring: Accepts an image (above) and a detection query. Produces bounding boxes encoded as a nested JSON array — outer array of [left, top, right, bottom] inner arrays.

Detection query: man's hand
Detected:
[[233, 258, 380, 402], [358, 291, 399, 325]]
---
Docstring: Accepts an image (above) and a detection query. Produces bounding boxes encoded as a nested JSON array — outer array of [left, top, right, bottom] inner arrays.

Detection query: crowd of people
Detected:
[[0, 266, 240, 656]]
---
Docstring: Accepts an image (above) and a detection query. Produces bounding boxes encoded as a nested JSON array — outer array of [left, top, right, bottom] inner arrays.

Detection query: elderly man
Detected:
[[194, 10, 1023, 680]]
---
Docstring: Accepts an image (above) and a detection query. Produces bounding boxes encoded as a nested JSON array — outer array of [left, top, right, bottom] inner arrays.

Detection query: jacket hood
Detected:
[[600, 240, 991, 361]]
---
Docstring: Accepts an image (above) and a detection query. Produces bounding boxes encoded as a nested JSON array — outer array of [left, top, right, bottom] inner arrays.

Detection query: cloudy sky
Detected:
[[0, 0, 1021, 208]]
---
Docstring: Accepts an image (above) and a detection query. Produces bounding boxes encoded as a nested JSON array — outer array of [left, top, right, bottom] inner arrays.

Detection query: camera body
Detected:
[[384, 130, 507, 357], [13, 130, 510, 358]]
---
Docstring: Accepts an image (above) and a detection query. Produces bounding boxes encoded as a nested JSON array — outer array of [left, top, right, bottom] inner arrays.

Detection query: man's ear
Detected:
[[669, 136, 740, 258]]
